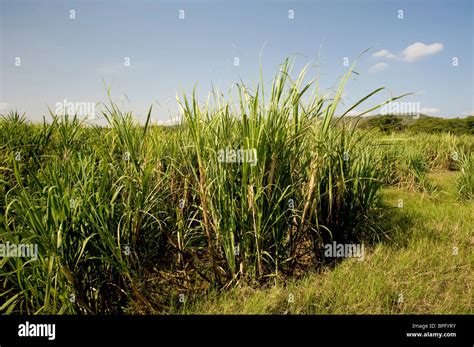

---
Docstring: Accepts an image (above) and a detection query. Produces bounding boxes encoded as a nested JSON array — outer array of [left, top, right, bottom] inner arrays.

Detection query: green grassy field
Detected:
[[171, 171, 472, 314], [0, 61, 472, 314]]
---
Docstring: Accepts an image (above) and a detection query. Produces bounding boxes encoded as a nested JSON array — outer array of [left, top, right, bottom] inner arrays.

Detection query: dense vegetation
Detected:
[[0, 60, 472, 314], [360, 114, 473, 135], [175, 170, 472, 314]]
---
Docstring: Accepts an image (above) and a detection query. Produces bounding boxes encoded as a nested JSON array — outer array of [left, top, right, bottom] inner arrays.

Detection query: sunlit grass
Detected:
[[174, 172, 472, 314], [0, 59, 471, 314]]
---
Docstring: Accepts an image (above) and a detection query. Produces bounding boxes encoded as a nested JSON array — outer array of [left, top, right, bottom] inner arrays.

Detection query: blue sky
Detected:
[[0, 0, 472, 123]]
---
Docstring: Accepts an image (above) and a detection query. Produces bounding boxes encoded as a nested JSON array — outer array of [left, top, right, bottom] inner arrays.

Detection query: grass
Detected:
[[457, 151, 474, 200], [0, 59, 472, 314], [173, 171, 472, 314]]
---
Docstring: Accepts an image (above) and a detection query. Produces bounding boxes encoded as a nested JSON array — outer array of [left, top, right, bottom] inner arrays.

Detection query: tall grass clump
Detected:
[[1, 58, 408, 313], [1, 111, 161, 313], [371, 133, 473, 193], [169, 58, 405, 284], [457, 152, 473, 201]]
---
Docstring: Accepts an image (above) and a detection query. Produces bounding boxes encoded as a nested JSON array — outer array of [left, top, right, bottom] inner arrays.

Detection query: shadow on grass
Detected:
[[360, 202, 416, 250], [314, 202, 416, 272]]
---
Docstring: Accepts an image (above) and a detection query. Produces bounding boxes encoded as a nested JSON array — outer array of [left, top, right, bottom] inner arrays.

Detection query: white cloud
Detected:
[[420, 107, 440, 114], [401, 42, 444, 62], [0, 102, 11, 112], [346, 110, 360, 116], [462, 110, 473, 116], [346, 109, 373, 117], [373, 49, 397, 59], [373, 49, 388, 57], [373, 42, 444, 63], [369, 62, 388, 73], [155, 117, 181, 126]]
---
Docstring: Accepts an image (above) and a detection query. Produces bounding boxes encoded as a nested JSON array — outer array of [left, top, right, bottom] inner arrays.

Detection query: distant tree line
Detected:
[[360, 115, 473, 135]]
